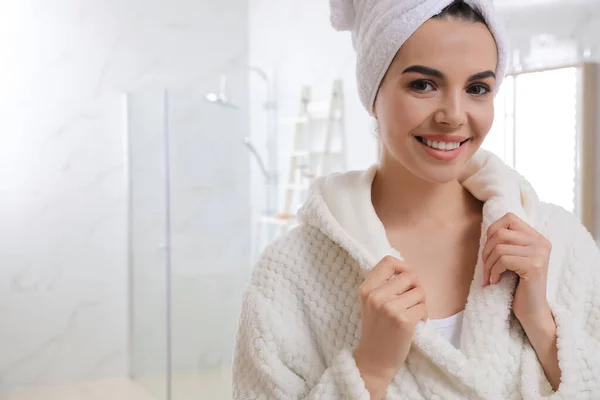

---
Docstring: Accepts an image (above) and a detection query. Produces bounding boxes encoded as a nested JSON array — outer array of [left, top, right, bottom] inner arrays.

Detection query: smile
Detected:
[[415, 136, 470, 151], [414, 136, 470, 161]]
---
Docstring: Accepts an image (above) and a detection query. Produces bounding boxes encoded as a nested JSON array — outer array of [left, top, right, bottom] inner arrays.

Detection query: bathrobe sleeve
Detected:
[[520, 206, 600, 399], [231, 280, 370, 400]]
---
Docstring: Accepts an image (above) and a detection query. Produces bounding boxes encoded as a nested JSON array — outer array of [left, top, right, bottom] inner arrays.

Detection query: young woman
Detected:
[[232, 0, 600, 399]]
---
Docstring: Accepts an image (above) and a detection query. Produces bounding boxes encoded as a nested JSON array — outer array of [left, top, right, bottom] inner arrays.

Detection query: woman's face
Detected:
[[374, 17, 498, 183]]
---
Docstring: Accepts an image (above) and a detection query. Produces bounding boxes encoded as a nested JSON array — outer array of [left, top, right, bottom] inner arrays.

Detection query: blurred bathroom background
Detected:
[[1, 0, 600, 399]]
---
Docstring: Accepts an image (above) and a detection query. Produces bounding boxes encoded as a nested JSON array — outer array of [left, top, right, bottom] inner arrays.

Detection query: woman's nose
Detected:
[[433, 91, 467, 129]]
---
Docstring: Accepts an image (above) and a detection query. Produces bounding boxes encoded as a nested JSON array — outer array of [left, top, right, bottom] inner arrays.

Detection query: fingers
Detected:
[[366, 270, 419, 306], [359, 256, 408, 299], [383, 296, 428, 325], [486, 212, 542, 240], [484, 244, 531, 285], [482, 213, 552, 286], [488, 255, 529, 285], [406, 302, 429, 323], [481, 228, 534, 263], [393, 287, 426, 310]]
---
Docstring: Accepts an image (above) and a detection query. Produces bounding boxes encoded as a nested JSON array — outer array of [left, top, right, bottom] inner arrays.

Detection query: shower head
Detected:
[[205, 92, 239, 109], [205, 74, 239, 109]]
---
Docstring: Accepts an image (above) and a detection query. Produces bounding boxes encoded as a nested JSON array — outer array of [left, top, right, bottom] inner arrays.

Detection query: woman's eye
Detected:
[[467, 84, 490, 95], [409, 80, 435, 92]]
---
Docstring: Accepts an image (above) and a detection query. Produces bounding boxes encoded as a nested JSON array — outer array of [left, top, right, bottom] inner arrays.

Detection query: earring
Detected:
[[372, 120, 379, 139]]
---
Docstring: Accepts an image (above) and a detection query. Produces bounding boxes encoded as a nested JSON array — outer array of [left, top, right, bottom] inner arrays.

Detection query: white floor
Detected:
[[0, 379, 155, 400], [0, 369, 231, 400], [139, 369, 232, 399]]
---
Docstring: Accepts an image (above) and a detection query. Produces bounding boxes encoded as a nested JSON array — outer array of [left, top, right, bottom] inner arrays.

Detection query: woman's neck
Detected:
[[371, 159, 480, 229]]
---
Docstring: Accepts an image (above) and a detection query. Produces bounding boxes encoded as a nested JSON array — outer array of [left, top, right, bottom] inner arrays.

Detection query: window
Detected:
[[482, 67, 579, 214]]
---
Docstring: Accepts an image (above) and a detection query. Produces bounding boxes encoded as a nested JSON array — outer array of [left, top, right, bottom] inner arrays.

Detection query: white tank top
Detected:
[[428, 310, 465, 349]]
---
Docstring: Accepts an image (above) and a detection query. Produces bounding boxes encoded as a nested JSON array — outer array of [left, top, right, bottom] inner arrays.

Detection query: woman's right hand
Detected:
[[353, 256, 428, 399]]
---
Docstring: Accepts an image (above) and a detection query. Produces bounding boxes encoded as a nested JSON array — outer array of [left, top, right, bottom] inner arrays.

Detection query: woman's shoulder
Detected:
[[255, 223, 332, 269]]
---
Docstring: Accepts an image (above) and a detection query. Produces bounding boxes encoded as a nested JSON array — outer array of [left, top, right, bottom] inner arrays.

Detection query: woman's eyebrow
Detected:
[[402, 65, 496, 82], [402, 65, 444, 79], [467, 70, 496, 82]]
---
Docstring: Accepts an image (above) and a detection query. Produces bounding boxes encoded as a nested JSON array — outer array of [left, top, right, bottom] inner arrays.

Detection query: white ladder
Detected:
[[281, 86, 312, 218], [253, 80, 347, 262], [281, 79, 347, 217]]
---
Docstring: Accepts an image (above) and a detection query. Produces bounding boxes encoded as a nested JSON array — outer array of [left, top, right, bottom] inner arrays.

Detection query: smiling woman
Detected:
[[232, 1, 600, 399]]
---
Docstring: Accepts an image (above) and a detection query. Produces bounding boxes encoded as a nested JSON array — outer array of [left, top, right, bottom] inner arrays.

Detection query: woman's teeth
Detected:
[[423, 139, 463, 151]]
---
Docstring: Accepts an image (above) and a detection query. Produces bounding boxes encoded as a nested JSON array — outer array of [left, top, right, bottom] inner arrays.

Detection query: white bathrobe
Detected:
[[232, 150, 600, 399]]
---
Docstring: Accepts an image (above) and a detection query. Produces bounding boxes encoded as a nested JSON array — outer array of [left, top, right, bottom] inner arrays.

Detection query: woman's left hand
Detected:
[[481, 212, 553, 324]]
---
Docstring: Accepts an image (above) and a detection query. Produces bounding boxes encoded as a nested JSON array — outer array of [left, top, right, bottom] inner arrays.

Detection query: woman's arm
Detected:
[[519, 306, 561, 391]]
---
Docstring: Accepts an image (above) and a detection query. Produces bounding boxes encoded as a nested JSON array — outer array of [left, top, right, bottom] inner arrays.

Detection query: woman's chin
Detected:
[[402, 167, 456, 184], [409, 156, 472, 184]]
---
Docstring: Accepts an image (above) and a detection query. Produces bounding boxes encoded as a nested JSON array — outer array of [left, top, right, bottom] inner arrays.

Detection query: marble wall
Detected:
[[0, 0, 249, 393]]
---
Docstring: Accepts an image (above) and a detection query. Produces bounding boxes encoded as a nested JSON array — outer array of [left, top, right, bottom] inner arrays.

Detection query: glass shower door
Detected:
[[127, 88, 170, 400], [127, 72, 251, 400]]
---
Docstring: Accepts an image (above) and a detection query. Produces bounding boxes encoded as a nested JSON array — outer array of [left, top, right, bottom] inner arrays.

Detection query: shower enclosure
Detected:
[[126, 68, 256, 399]]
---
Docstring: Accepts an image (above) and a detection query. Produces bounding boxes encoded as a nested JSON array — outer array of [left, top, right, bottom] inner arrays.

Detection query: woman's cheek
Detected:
[[471, 102, 495, 140]]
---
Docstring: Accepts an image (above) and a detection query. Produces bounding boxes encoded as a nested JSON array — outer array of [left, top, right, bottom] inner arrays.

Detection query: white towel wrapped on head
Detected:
[[330, 0, 508, 115]]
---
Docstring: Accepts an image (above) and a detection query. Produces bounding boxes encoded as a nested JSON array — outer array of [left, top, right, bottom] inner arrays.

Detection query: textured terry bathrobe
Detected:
[[232, 150, 600, 399]]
